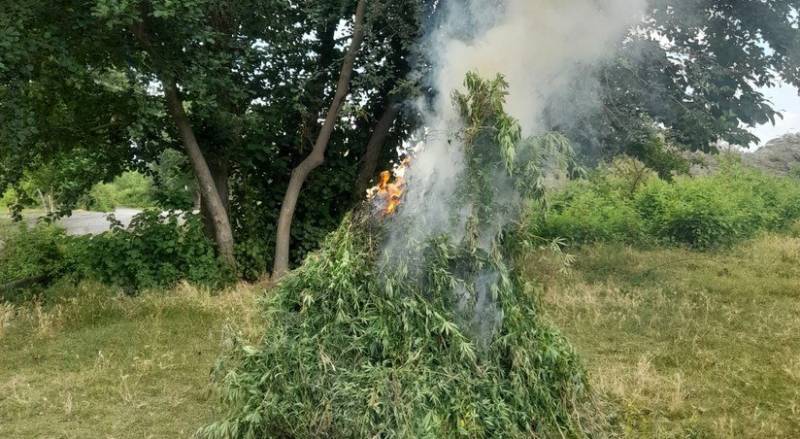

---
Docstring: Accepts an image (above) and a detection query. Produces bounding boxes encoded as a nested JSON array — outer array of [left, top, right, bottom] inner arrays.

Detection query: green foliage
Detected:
[[582, 0, 800, 155], [534, 159, 800, 249], [69, 211, 231, 292], [0, 188, 15, 209], [0, 224, 69, 289], [622, 131, 690, 181], [536, 182, 645, 244], [1, 0, 427, 276], [2, 0, 798, 277], [0, 211, 230, 298], [455, 73, 580, 205], [149, 149, 197, 210], [201, 215, 586, 438], [203, 74, 587, 438], [83, 171, 156, 212]]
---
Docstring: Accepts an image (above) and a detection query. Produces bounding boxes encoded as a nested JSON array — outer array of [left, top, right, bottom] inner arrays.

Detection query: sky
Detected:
[[751, 82, 800, 148]]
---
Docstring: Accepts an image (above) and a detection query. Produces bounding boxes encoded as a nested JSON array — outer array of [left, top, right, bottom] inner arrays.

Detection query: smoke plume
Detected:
[[381, 0, 646, 337], [388, 0, 645, 246]]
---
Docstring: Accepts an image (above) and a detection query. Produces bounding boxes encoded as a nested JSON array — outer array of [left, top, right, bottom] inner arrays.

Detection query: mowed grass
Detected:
[[0, 282, 262, 439], [3, 233, 800, 438], [522, 233, 800, 438]]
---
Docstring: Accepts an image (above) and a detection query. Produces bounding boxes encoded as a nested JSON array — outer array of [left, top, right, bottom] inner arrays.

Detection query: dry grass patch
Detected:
[[0, 281, 263, 439], [521, 233, 800, 438]]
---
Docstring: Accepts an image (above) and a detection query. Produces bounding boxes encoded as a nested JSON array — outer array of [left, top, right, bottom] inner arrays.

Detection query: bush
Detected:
[[539, 184, 644, 243], [534, 159, 800, 249], [0, 224, 70, 301], [1, 211, 230, 300], [642, 181, 741, 248], [0, 188, 15, 210], [70, 210, 231, 292], [0, 223, 68, 284], [534, 158, 651, 245], [84, 171, 155, 212]]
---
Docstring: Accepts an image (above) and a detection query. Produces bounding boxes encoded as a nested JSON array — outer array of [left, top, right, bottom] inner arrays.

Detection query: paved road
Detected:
[[2, 208, 143, 236], [57, 208, 143, 235]]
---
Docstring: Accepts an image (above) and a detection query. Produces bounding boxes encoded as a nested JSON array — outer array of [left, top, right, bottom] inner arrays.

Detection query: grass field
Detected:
[[522, 233, 800, 438], [1, 234, 799, 437], [0, 282, 262, 439]]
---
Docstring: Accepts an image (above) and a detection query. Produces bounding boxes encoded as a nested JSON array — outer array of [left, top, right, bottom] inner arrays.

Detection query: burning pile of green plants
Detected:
[[201, 74, 588, 438]]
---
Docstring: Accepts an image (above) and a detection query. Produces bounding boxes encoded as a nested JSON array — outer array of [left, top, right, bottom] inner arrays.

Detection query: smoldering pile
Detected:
[[200, 75, 589, 438], [200, 0, 646, 436]]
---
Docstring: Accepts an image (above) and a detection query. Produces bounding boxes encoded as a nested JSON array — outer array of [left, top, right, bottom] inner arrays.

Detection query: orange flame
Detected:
[[368, 158, 410, 217]]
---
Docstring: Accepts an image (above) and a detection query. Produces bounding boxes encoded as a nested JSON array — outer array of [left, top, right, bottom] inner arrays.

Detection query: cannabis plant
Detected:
[[200, 74, 587, 439]]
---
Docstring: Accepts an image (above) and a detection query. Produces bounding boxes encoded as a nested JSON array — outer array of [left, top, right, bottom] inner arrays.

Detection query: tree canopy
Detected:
[[582, 0, 800, 158], [1, 0, 798, 275]]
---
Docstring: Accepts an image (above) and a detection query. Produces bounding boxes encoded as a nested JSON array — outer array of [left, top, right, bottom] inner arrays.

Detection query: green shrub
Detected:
[[0, 188, 15, 210], [84, 171, 155, 211], [537, 184, 644, 243], [0, 224, 70, 301], [534, 158, 651, 245], [1, 211, 230, 300], [642, 166, 800, 248], [534, 160, 800, 249], [643, 181, 740, 248], [70, 210, 231, 292]]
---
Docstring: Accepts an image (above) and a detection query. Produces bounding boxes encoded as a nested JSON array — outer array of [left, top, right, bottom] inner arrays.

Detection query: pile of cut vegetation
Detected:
[[201, 75, 589, 438]]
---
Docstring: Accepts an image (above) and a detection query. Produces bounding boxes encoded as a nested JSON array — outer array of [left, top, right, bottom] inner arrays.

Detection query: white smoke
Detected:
[[431, 0, 647, 135], [384, 0, 646, 255], [380, 0, 645, 340]]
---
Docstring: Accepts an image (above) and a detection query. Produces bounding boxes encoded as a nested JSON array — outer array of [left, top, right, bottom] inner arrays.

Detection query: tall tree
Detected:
[[560, 0, 800, 165], [227, 0, 425, 278], [0, 0, 304, 267], [272, 0, 368, 279], [128, 18, 233, 266]]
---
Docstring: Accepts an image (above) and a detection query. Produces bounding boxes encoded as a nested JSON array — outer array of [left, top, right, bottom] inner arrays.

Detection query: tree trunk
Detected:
[[131, 20, 236, 269], [271, 0, 368, 279], [201, 157, 230, 240], [163, 83, 236, 268], [354, 103, 400, 200]]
